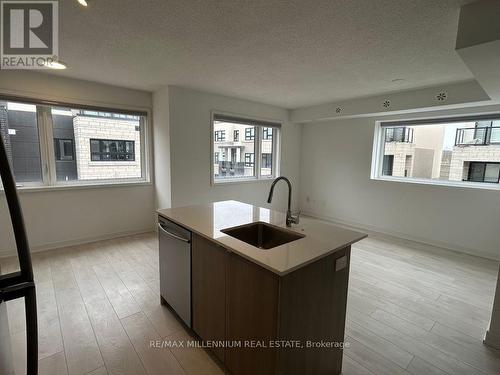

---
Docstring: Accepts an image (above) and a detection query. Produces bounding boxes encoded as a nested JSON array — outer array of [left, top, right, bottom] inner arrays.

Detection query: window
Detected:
[[372, 115, 500, 189], [0, 101, 42, 184], [212, 114, 280, 182], [385, 127, 414, 143], [245, 153, 255, 167], [90, 139, 135, 161], [382, 155, 394, 176], [245, 127, 255, 140], [262, 153, 272, 168], [0, 98, 148, 187], [54, 139, 74, 161], [468, 162, 500, 183], [215, 130, 226, 142], [263, 127, 273, 140]]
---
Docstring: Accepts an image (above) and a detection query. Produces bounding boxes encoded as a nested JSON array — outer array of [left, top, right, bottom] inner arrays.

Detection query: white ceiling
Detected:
[[50, 0, 475, 108]]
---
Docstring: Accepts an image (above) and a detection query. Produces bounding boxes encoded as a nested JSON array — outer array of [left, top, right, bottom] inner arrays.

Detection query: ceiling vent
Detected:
[[436, 91, 448, 102], [382, 100, 391, 108]]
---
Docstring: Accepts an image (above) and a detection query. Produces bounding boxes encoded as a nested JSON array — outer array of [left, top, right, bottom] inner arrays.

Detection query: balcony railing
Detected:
[[216, 161, 246, 178], [455, 126, 500, 146], [384, 127, 414, 143]]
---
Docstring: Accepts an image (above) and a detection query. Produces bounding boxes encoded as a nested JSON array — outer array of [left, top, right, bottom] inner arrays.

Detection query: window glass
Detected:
[[51, 108, 143, 181], [0, 101, 42, 184], [260, 127, 275, 177], [213, 120, 255, 180], [245, 127, 255, 140], [214, 130, 226, 142], [382, 155, 394, 176], [485, 164, 500, 183], [375, 118, 500, 187], [468, 162, 486, 182], [245, 153, 255, 166], [212, 116, 279, 183], [54, 139, 74, 161]]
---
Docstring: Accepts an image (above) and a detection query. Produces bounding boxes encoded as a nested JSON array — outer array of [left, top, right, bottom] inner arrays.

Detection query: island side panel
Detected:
[[226, 253, 280, 375], [277, 246, 351, 375], [192, 234, 228, 363]]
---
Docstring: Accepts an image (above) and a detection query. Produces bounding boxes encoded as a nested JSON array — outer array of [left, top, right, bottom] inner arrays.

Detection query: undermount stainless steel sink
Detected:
[[221, 222, 305, 250]]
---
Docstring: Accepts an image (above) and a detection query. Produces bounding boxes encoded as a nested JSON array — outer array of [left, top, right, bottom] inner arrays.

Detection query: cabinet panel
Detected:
[[192, 234, 227, 362], [226, 253, 279, 375], [278, 247, 350, 375]]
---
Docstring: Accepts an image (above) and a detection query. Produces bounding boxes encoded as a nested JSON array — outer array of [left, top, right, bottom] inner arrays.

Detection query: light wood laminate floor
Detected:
[[1, 232, 499, 375]]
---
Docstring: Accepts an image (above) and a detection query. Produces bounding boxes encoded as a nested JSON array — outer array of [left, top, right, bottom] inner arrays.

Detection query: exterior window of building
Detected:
[[212, 114, 280, 183], [372, 115, 500, 189], [0, 101, 43, 184], [263, 127, 273, 140], [262, 153, 272, 168], [90, 139, 135, 161], [260, 126, 275, 177], [214, 130, 226, 142], [467, 162, 500, 183], [382, 155, 394, 176], [245, 153, 255, 167], [385, 127, 414, 143], [54, 139, 74, 161], [245, 127, 255, 140], [0, 98, 149, 188]]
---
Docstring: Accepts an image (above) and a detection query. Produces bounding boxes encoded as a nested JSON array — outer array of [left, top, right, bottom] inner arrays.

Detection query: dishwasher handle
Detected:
[[158, 223, 191, 243]]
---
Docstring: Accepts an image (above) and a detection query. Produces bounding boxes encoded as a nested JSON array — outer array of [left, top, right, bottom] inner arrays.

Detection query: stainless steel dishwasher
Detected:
[[158, 216, 192, 328]]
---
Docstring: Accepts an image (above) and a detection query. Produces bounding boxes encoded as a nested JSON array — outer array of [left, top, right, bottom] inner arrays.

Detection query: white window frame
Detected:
[[0, 98, 151, 191], [210, 111, 281, 185], [371, 115, 500, 191]]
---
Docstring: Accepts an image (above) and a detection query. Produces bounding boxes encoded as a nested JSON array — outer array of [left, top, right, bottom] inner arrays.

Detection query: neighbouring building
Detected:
[[0, 102, 141, 183], [383, 121, 500, 184], [71, 111, 141, 180], [213, 121, 274, 179], [449, 121, 500, 183], [382, 126, 445, 179]]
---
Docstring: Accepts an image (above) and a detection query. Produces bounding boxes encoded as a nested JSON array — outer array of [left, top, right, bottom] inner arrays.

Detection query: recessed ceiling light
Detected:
[[43, 60, 67, 70], [77, 0, 88, 6]]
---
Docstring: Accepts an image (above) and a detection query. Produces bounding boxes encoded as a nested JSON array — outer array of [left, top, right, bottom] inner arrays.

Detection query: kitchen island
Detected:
[[157, 200, 366, 375]]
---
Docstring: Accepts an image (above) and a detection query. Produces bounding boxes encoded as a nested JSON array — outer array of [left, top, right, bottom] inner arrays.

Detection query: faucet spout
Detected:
[[267, 176, 299, 227]]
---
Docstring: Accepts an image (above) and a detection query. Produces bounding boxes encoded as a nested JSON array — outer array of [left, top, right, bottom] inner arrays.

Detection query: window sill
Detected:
[[212, 177, 276, 186], [1, 180, 152, 194], [372, 175, 500, 191]]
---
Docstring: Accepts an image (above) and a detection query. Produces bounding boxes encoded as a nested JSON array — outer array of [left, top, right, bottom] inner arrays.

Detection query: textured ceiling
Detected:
[[49, 0, 475, 108]]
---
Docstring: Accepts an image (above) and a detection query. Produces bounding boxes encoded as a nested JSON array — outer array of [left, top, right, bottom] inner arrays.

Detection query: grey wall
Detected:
[[152, 87, 172, 210], [168, 86, 302, 211], [0, 71, 154, 256], [299, 110, 500, 260]]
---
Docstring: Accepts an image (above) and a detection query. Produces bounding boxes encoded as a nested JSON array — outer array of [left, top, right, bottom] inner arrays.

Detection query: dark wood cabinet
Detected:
[[226, 253, 280, 375], [191, 232, 351, 375], [191, 235, 227, 362]]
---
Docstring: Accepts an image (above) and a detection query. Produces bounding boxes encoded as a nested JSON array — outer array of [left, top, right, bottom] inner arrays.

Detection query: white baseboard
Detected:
[[0, 227, 155, 259], [302, 211, 500, 261]]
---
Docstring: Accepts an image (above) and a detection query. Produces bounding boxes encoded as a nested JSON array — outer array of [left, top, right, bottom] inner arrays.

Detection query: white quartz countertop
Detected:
[[157, 200, 367, 276]]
